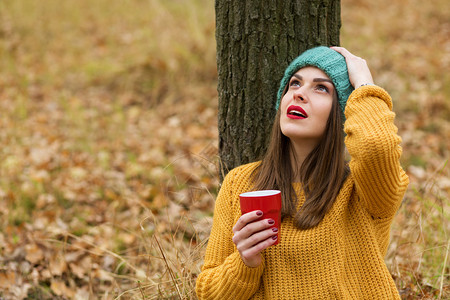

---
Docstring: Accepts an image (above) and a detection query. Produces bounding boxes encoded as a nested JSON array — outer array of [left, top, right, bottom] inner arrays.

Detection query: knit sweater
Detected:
[[195, 86, 409, 299]]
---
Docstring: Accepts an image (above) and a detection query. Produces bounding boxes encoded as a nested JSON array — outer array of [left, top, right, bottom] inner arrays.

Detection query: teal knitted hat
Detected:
[[275, 46, 354, 115]]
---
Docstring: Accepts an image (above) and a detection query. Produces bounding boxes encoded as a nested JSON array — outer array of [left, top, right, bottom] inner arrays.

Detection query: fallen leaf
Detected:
[[25, 243, 44, 264], [0, 270, 15, 289], [118, 232, 136, 245], [30, 169, 50, 183], [92, 269, 114, 282], [51, 279, 75, 297], [64, 250, 85, 263], [151, 193, 169, 210], [74, 288, 91, 300], [49, 255, 67, 276], [69, 262, 87, 279], [41, 269, 52, 279], [29, 147, 53, 167], [10, 283, 31, 300]]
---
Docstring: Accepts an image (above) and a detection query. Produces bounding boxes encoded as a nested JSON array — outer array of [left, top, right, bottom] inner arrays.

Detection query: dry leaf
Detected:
[[92, 269, 113, 282], [152, 193, 169, 210], [51, 279, 75, 298], [118, 232, 136, 245], [49, 255, 67, 276], [25, 243, 44, 264], [102, 255, 115, 271], [0, 270, 15, 289], [29, 147, 53, 167], [79, 255, 93, 270], [40, 269, 52, 280], [74, 288, 91, 300], [69, 262, 86, 279], [64, 250, 85, 263], [10, 283, 32, 300], [30, 169, 50, 183]]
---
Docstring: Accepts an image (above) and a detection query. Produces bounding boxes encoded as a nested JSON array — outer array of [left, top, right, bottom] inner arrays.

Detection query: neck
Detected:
[[289, 139, 318, 181]]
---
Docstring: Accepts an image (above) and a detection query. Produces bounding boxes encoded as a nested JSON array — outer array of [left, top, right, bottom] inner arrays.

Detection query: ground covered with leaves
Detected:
[[0, 0, 448, 299]]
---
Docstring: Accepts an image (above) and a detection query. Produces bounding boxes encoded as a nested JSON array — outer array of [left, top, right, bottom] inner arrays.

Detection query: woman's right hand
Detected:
[[232, 211, 278, 268]]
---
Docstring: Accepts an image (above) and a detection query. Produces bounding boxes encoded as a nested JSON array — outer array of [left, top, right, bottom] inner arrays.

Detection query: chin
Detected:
[[282, 130, 323, 144]]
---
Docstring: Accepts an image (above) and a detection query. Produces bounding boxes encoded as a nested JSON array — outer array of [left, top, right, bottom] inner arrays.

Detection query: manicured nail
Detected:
[[272, 228, 278, 233], [268, 219, 275, 225], [272, 235, 278, 240], [256, 211, 263, 216]]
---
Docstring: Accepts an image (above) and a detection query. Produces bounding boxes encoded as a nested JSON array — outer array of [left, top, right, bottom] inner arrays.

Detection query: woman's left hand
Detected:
[[330, 46, 374, 89]]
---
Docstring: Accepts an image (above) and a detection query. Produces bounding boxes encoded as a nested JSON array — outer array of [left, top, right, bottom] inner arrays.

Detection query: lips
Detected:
[[287, 105, 308, 119]]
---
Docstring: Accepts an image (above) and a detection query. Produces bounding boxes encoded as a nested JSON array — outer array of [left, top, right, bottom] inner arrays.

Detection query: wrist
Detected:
[[356, 83, 376, 89]]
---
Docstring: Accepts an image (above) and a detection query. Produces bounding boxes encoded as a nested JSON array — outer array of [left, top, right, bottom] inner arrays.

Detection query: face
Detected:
[[279, 66, 335, 146]]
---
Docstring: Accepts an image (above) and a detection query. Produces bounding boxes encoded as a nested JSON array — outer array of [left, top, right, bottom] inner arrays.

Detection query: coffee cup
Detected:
[[239, 190, 281, 245]]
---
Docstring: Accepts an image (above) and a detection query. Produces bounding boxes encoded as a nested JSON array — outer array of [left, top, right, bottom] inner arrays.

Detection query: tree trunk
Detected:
[[216, 0, 341, 180]]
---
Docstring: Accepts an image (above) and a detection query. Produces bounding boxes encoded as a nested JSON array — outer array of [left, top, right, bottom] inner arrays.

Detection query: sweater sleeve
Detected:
[[195, 167, 264, 300], [344, 85, 409, 219]]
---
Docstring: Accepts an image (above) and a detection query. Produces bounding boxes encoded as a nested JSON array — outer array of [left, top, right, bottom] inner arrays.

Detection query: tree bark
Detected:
[[216, 0, 341, 180]]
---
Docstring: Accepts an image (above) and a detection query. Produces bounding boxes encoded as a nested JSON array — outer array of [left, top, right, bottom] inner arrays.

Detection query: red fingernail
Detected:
[[256, 211, 263, 216], [268, 219, 275, 225], [272, 228, 278, 233], [272, 235, 278, 240]]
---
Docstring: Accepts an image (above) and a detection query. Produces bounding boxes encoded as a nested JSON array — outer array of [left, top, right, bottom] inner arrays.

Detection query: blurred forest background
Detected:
[[0, 0, 448, 299]]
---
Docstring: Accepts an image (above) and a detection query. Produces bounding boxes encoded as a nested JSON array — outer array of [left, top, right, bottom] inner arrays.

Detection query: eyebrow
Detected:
[[292, 74, 333, 85]]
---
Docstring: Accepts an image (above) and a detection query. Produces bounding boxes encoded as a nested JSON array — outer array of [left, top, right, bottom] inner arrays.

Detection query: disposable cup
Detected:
[[239, 190, 281, 245]]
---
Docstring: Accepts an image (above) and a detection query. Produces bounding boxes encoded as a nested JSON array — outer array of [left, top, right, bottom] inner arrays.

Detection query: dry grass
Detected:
[[0, 0, 448, 299]]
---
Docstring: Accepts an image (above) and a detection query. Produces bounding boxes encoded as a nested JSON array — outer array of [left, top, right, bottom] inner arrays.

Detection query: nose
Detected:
[[293, 87, 307, 102]]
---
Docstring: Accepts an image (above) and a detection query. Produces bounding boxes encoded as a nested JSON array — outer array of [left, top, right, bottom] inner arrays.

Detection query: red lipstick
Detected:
[[287, 105, 308, 119]]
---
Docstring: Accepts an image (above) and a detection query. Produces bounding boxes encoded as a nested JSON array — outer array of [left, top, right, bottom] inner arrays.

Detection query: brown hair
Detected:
[[252, 87, 349, 229]]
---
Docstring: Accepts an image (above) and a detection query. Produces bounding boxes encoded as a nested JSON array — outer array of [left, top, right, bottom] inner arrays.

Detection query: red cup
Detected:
[[239, 190, 282, 245]]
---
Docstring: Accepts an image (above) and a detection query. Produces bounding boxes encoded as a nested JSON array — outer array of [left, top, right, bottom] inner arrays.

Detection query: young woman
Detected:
[[196, 46, 409, 299]]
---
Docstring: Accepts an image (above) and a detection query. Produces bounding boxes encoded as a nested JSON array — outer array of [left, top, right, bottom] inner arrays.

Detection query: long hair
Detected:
[[252, 87, 349, 229]]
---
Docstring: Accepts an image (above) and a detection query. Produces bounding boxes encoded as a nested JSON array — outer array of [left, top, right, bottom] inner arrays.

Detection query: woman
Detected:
[[195, 46, 409, 299]]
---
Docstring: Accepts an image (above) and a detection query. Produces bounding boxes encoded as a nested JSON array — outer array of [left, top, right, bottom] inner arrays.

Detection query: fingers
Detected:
[[330, 46, 364, 63], [232, 211, 278, 268], [232, 218, 276, 247], [330, 46, 354, 58], [237, 227, 278, 252], [239, 233, 278, 263], [232, 210, 263, 233], [330, 46, 374, 88]]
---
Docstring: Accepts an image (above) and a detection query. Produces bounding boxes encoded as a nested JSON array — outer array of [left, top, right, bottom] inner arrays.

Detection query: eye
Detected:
[[316, 84, 329, 93], [289, 79, 301, 87]]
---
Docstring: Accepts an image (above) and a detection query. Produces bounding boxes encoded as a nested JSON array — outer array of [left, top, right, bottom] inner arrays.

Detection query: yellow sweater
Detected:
[[196, 86, 409, 299]]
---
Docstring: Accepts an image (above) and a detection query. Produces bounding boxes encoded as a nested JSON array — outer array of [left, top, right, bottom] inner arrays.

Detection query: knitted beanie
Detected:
[[275, 46, 354, 115]]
